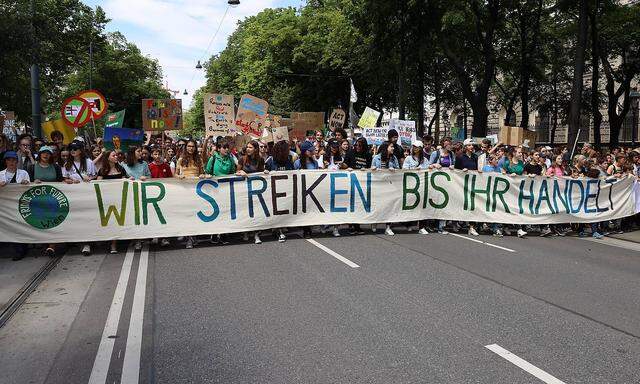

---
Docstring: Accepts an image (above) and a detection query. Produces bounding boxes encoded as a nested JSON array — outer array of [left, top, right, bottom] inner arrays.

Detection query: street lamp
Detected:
[[228, 0, 240, 5], [631, 89, 640, 147], [183, 89, 188, 95], [195, 60, 202, 69]]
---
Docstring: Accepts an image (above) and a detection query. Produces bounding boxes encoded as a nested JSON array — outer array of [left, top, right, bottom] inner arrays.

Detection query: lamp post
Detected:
[[228, 0, 240, 5], [631, 90, 640, 147], [30, 0, 41, 138]]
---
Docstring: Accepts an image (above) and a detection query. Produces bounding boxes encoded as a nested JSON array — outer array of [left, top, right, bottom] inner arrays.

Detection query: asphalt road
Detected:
[[2, 227, 640, 384]]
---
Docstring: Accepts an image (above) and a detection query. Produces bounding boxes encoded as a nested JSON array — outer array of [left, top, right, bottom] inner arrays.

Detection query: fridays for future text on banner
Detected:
[[1, 171, 637, 243]]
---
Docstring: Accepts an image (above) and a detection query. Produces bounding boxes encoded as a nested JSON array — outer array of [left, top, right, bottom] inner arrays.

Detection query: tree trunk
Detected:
[[415, 65, 425, 137], [567, 0, 589, 151], [589, 3, 602, 149], [471, 97, 490, 138]]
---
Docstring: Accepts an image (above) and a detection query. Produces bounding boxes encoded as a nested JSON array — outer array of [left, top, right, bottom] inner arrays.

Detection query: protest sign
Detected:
[[1, 111, 17, 143], [362, 127, 388, 145], [42, 118, 75, 145], [286, 112, 325, 139], [0, 171, 636, 243], [358, 107, 381, 128], [78, 89, 108, 120], [329, 109, 346, 131], [103, 127, 144, 152], [263, 126, 289, 143], [204, 94, 235, 137], [142, 99, 183, 131], [388, 119, 417, 146], [105, 110, 126, 129], [235, 94, 269, 138], [61, 96, 91, 128]]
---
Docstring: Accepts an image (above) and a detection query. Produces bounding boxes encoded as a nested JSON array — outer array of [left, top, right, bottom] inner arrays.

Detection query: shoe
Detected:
[[186, 238, 194, 249], [371, 225, 377, 233], [242, 233, 249, 242], [578, 231, 587, 238], [493, 230, 503, 237], [407, 226, 414, 232], [349, 227, 358, 235], [210, 235, 220, 244], [451, 222, 461, 233], [554, 228, 566, 237], [177, 236, 184, 242], [384, 226, 395, 236], [481, 223, 490, 232], [82, 244, 91, 256], [303, 229, 312, 239], [151, 238, 159, 245], [418, 228, 429, 235], [437, 228, 449, 234], [254, 234, 262, 244], [218, 234, 229, 245], [44, 247, 55, 258], [110, 247, 118, 254], [468, 227, 479, 236], [161, 238, 171, 247], [517, 229, 527, 238], [503, 228, 513, 236], [278, 233, 286, 243], [332, 227, 341, 237], [321, 225, 330, 234], [540, 228, 552, 237], [592, 232, 604, 239], [357, 229, 365, 235], [134, 241, 142, 251]]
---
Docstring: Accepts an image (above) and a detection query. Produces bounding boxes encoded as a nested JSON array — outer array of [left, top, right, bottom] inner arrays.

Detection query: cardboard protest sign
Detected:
[[204, 94, 235, 137], [263, 126, 289, 143], [362, 127, 388, 145], [235, 94, 269, 138], [105, 110, 126, 129], [329, 109, 346, 131], [499, 126, 536, 147], [388, 119, 417, 146], [358, 107, 380, 128], [142, 99, 183, 131], [286, 112, 325, 139], [1, 111, 17, 143], [42, 118, 75, 145], [103, 127, 144, 152], [234, 133, 253, 150]]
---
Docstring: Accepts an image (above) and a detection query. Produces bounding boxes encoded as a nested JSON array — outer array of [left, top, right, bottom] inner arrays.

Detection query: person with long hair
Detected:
[[265, 140, 295, 242], [295, 141, 320, 170], [97, 150, 129, 254], [546, 154, 567, 177], [121, 146, 151, 181], [63, 141, 97, 183], [402, 140, 431, 235], [237, 140, 266, 244], [324, 139, 346, 170], [339, 139, 350, 158], [203, 139, 236, 245], [174, 139, 204, 180], [344, 137, 372, 235], [372, 141, 400, 235]]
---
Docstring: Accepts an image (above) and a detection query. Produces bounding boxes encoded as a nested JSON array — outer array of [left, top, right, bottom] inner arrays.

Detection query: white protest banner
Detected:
[[0, 172, 636, 243], [388, 119, 416, 146], [204, 94, 235, 137], [358, 107, 380, 128], [362, 127, 388, 145], [329, 109, 346, 131]]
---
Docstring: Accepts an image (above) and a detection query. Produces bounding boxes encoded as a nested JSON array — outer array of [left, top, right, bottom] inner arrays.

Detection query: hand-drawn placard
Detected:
[[142, 99, 183, 131], [329, 108, 346, 131], [235, 94, 269, 138], [204, 94, 235, 137]]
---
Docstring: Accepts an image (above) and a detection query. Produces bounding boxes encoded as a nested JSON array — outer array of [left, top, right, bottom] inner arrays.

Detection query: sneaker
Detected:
[[407, 226, 414, 232], [321, 225, 330, 234], [160, 238, 171, 247], [540, 228, 552, 237], [242, 233, 249, 242], [110, 246, 118, 254], [134, 241, 142, 251], [468, 227, 479, 236], [332, 227, 341, 237], [218, 234, 229, 245], [44, 247, 55, 258], [151, 238, 159, 245], [186, 238, 194, 249], [592, 232, 604, 239], [437, 229, 449, 234], [554, 228, 566, 237], [517, 229, 527, 238], [303, 228, 312, 238], [371, 225, 377, 233], [451, 222, 461, 233], [578, 231, 587, 238], [493, 230, 503, 237], [418, 228, 429, 235], [503, 227, 513, 236], [82, 244, 91, 256], [209, 235, 219, 244], [278, 233, 286, 243], [254, 233, 262, 244], [384, 226, 395, 236]]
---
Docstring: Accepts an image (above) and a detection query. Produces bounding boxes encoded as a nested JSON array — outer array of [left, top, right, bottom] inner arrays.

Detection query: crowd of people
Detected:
[[1, 126, 638, 260]]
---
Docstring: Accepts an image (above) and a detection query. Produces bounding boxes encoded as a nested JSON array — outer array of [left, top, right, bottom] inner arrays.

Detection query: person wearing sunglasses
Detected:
[[16, 134, 35, 171]]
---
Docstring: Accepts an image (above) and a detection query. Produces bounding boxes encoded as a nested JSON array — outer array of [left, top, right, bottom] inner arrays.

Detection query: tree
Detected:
[[183, 87, 206, 138], [567, 0, 590, 151]]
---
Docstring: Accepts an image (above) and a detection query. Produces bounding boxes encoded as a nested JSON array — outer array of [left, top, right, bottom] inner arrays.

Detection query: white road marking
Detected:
[[449, 233, 516, 253], [88, 244, 135, 384], [121, 244, 150, 384], [306, 239, 360, 268], [485, 344, 566, 384]]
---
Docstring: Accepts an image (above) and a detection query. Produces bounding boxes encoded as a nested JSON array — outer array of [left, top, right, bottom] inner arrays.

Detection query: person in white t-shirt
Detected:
[[62, 141, 97, 183], [0, 151, 30, 186]]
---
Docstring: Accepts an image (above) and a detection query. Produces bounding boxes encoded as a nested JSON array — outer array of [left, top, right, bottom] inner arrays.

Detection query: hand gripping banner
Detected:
[[1, 170, 637, 243]]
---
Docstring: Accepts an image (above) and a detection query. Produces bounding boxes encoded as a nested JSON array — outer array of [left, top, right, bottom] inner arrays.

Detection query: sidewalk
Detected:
[[608, 230, 640, 244]]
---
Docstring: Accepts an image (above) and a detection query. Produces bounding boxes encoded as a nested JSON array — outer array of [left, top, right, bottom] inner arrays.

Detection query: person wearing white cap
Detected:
[[402, 140, 432, 235]]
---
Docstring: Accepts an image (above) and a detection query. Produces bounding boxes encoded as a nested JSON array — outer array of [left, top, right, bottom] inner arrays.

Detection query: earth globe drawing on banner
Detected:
[[19, 186, 70, 230]]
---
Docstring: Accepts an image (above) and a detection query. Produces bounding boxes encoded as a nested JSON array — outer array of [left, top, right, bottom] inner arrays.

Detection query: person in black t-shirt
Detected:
[[344, 137, 372, 170], [523, 151, 545, 176], [387, 129, 405, 166]]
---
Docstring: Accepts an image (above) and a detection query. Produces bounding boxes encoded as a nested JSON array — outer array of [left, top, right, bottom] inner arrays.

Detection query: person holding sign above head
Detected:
[[372, 141, 399, 236], [237, 140, 266, 244]]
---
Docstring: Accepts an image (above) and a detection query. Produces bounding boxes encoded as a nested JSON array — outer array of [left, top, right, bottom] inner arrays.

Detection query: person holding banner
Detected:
[[402, 140, 431, 235], [345, 137, 372, 171], [265, 141, 296, 243], [372, 141, 400, 236], [97, 150, 129, 254], [173, 140, 205, 249], [237, 140, 266, 244], [62, 141, 97, 184], [121, 146, 151, 181], [0, 151, 30, 260], [204, 140, 237, 177], [295, 141, 320, 238]]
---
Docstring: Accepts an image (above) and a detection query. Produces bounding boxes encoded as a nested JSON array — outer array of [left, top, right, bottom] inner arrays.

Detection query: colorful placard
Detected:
[[235, 94, 269, 138], [204, 94, 235, 137], [103, 127, 144, 152], [358, 107, 381, 129], [142, 99, 183, 131], [105, 110, 126, 129]]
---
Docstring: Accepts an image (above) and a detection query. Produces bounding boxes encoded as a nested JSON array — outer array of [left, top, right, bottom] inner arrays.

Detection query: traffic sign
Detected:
[[61, 96, 91, 128]]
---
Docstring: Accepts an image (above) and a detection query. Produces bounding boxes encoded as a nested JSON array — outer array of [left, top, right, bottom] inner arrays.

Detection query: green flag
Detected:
[[104, 110, 125, 128]]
